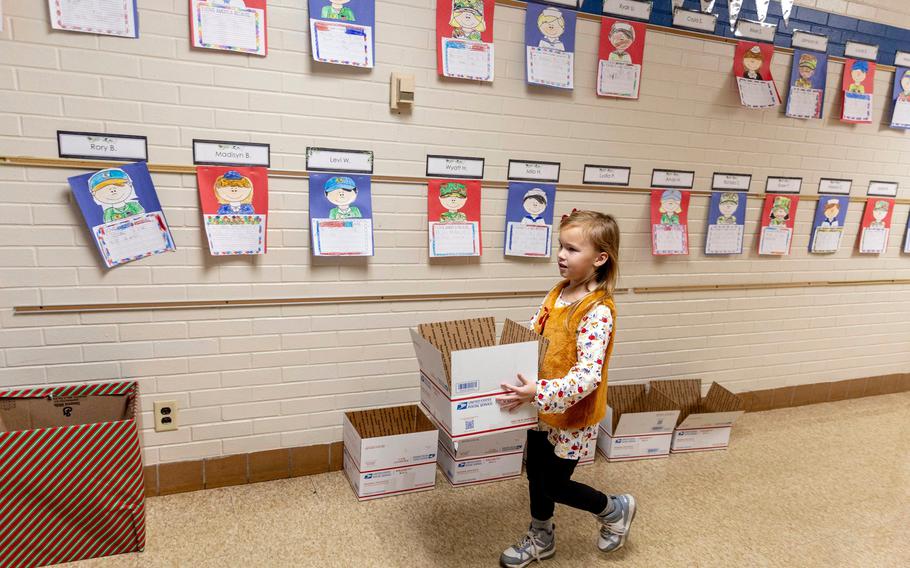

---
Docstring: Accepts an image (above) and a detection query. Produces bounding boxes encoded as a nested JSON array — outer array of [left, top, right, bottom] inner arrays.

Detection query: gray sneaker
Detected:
[[597, 494, 636, 552], [500, 524, 556, 568]]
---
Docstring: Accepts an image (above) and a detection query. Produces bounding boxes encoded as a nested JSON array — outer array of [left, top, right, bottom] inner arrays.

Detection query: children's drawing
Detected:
[[197, 166, 268, 255], [890, 67, 910, 129], [734, 42, 780, 109], [504, 182, 556, 257], [758, 193, 800, 255], [525, 2, 576, 89], [705, 190, 747, 255], [428, 178, 482, 257], [786, 50, 828, 119], [650, 189, 690, 255], [858, 198, 894, 254], [437, 0, 495, 81], [597, 18, 646, 99], [841, 58, 876, 123], [809, 195, 849, 254], [308, 0, 374, 68], [309, 173, 374, 256], [69, 162, 175, 268]]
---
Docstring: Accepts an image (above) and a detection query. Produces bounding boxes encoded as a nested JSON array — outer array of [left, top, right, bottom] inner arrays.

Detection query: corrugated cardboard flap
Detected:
[[650, 378, 702, 425], [607, 384, 646, 431], [417, 317, 497, 384], [701, 382, 744, 413], [345, 405, 436, 439], [499, 318, 550, 373]]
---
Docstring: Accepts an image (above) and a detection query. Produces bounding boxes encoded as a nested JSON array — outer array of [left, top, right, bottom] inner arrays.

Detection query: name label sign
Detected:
[[735, 19, 776, 43], [306, 147, 373, 173], [867, 181, 898, 197], [845, 41, 878, 61], [765, 177, 802, 194], [652, 169, 695, 189], [584, 165, 631, 186], [508, 160, 561, 182], [602, 0, 652, 21], [895, 51, 910, 67], [672, 8, 717, 34], [57, 131, 148, 161], [792, 30, 829, 52], [818, 178, 852, 195], [712, 172, 752, 191], [193, 139, 270, 167], [426, 155, 484, 179]]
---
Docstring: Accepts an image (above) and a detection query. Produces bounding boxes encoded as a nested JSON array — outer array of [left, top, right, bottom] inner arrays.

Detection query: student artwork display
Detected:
[[650, 189, 690, 256], [427, 179, 482, 257], [809, 196, 849, 254], [309, 173, 374, 256], [436, 0, 495, 82], [904, 215, 910, 254], [196, 166, 268, 255], [503, 182, 555, 258], [734, 42, 780, 109], [841, 58, 876, 123], [190, 0, 267, 56], [704, 191, 747, 255], [525, 2, 576, 90], [308, 0, 374, 68], [68, 162, 175, 268], [786, 50, 828, 119], [597, 18, 646, 99], [48, 0, 138, 37], [858, 198, 894, 254], [758, 194, 799, 255], [890, 67, 910, 129]]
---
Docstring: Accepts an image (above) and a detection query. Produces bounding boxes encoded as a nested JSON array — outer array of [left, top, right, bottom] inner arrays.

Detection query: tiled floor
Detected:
[[60, 392, 909, 567]]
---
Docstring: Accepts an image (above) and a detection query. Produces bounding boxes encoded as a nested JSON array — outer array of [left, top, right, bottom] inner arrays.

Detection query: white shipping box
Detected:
[[671, 410, 744, 452], [649, 380, 745, 454], [597, 406, 679, 462], [343, 405, 439, 501], [436, 424, 525, 486]]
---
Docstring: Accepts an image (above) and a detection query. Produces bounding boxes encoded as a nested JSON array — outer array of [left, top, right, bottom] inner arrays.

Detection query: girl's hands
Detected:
[[496, 373, 536, 412]]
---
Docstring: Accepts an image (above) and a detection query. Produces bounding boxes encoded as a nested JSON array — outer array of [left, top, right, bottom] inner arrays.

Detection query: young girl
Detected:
[[497, 210, 635, 567]]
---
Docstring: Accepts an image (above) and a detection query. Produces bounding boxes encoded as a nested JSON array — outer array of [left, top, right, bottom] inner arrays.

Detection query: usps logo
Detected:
[[456, 402, 468, 410], [458, 463, 466, 468], [364, 474, 373, 479]]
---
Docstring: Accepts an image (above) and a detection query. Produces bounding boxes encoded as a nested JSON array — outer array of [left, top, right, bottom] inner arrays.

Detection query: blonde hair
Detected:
[[213, 174, 254, 204], [559, 210, 621, 324], [537, 11, 563, 30], [450, 9, 486, 33]]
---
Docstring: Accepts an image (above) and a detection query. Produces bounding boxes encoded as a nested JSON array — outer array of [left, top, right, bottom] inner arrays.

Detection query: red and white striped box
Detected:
[[0, 381, 146, 568]]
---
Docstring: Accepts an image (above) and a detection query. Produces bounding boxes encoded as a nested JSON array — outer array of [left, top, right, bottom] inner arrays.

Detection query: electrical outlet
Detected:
[[153, 400, 178, 432]]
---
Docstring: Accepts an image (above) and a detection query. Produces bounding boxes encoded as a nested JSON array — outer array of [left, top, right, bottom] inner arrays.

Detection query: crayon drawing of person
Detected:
[[450, 0, 485, 42], [321, 0, 355, 21], [520, 188, 548, 224], [659, 189, 682, 224], [716, 192, 739, 224], [795, 53, 817, 89], [537, 7, 566, 51], [743, 46, 763, 80], [870, 200, 889, 228], [821, 198, 840, 227], [897, 69, 910, 103], [439, 182, 468, 222], [848, 60, 868, 94], [769, 196, 791, 226], [89, 168, 145, 223], [324, 176, 362, 219], [607, 22, 635, 64], [214, 170, 256, 215]]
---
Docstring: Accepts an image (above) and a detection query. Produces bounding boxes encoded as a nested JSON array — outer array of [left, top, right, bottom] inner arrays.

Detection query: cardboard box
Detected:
[[343, 405, 439, 501], [411, 317, 548, 441], [0, 381, 146, 568], [436, 425, 525, 486], [597, 384, 680, 462], [650, 380, 745, 453]]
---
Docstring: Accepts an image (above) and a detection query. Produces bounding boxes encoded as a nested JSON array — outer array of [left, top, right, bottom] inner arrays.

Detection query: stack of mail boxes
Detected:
[[412, 317, 548, 486], [596, 384, 680, 462]]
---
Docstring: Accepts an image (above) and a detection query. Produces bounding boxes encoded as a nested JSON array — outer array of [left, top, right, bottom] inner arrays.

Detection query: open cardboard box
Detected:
[[343, 404, 439, 501], [597, 384, 680, 462], [650, 379, 745, 453], [435, 423, 526, 487], [412, 317, 548, 441]]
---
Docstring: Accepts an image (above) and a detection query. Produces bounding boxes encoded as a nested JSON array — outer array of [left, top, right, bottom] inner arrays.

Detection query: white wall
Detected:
[[1, 0, 910, 465]]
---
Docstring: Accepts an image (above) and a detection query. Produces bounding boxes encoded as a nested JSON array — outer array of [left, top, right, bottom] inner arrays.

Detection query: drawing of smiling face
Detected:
[[851, 68, 866, 84], [662, 198, 681, 214], [216, 183, 252, 204], [824, 204, 839, 220], [441, 194, 467, 211], [719, 201, 737, 217], [539, 18, 564, 40], [94, 181, 133, 205], [610, 31, 632, 52], [872, 208, 887, 222], [744, 57, 762, 73], [454, 9, 481, 30], [326, 188, 357, 207], [772, 206, 787, 220], [523, 197, 546, 217], [799, 66, 814, 80], [901, 73, 910, 93]]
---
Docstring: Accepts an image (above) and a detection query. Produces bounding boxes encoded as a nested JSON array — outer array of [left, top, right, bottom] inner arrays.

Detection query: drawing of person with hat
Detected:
[[324, 176, 362, 219], [537, 7, 566, 51], [450, 0, 485, 42], [743, 45, 764, 80], [795, 53, 818, 89], [88, 168, 145, 223], [848, 60, 869, 94], [870, 200, 890, 228], [659, 189, 682, 224], [439, 181, 469, 222], [521, 188, 548, 224], [897, 69, 910, 103], [214, 170, 256, 215], [321, 0, 355, 21], [716, 192, 740, 225], [821, 198, 841, 227], [769, 196, 791, 226], [608, 21, 635, 64]]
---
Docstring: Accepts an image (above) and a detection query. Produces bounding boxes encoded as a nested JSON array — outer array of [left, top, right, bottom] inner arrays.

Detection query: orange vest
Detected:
[[533, 280, 616, 431]]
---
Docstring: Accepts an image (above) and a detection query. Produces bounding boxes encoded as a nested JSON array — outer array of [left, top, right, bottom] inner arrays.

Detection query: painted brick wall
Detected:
[[1, 0, 909, 465]]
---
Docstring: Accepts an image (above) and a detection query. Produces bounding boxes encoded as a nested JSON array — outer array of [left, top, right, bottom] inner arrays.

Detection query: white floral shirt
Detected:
[[531, 294, 613, 460]]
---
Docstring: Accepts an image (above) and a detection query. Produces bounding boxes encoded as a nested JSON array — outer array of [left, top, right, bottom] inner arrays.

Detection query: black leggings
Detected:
[[526, 429, 609, 521]]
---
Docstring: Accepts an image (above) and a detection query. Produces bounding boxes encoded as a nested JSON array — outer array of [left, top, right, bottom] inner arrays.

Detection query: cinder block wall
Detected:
[[1, 0, 909, 466]]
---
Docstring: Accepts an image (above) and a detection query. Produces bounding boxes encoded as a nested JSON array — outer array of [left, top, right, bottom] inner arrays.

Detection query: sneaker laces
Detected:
[[517, 528, 548, 563], [601, 514, 626, 537]]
